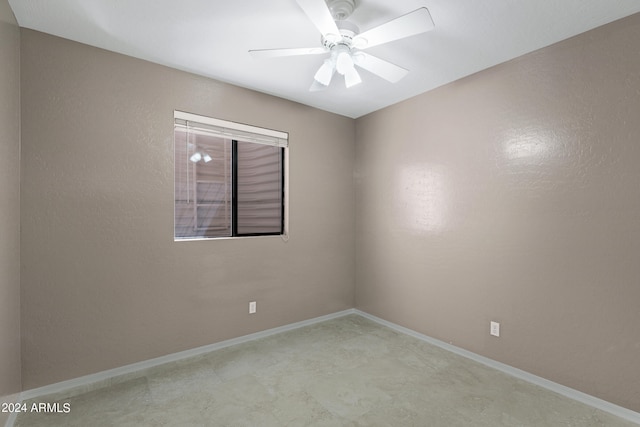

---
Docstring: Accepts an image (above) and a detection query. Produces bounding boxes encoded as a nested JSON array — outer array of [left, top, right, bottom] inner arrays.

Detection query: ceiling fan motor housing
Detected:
[[327, 0, 356, 21], [322, 20, 359, 50]]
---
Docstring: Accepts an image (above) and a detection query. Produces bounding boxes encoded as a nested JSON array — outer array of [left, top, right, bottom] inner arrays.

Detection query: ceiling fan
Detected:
[[249, 0, 435, 91]]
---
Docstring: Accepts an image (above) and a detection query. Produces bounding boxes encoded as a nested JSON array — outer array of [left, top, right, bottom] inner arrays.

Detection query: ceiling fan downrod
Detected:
[[326, 0, 356, 21]]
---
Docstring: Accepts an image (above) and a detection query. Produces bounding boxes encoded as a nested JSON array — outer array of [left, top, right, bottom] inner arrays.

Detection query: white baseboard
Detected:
[[8, 307, 639, 426], [3, 411, 18, 427], [7, 309, 356, 427], [1, 393, 21, 427], [355, 309, 640, 425]]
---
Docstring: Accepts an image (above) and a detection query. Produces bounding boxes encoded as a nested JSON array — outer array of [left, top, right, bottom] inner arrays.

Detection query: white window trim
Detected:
[[174, 110, 288, 148]]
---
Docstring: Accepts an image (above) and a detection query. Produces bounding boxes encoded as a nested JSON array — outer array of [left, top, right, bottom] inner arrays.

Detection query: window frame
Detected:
[[173, 110, 289, 241]]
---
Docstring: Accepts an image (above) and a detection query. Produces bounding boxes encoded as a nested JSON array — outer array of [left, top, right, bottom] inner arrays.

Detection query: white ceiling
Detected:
[[8, 0, 640, 118]]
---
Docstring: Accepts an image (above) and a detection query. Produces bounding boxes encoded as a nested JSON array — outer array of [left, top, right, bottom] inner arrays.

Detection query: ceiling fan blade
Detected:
[[249, 47, 327, 59], [353, 7, 434, 49], [296, 0, 340, 37], [353, 52, 409, 83], [313, 59, 336, 86]]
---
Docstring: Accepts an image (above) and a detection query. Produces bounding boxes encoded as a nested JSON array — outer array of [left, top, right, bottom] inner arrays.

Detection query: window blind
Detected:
[[174, 110, 288, 148]]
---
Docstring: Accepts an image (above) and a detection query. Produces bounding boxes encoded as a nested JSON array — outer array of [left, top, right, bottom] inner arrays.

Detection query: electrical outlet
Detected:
[[249, 301, 256, 314], [490, 321, 500, 337]]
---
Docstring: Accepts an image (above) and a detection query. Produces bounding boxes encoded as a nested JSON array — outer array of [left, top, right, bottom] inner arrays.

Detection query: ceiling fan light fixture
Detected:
[[314, 58, 335, 86], [351, 51, 365, 65], [344, 66, 362, 88], [335, 51, 353, 75]]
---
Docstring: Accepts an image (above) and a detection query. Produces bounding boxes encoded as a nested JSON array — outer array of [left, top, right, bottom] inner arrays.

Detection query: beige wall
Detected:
[[20, 29, 355, 389], [355, 13, 640, 412], [0, 0, 22, 421]]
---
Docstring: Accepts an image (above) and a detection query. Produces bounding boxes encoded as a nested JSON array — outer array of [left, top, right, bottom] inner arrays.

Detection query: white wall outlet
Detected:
[[490, 321, 500, 337], [249, 301, 257, 314]]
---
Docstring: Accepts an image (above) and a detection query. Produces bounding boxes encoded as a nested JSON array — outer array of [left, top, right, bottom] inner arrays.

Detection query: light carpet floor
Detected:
[[14, 314, 638, 426]]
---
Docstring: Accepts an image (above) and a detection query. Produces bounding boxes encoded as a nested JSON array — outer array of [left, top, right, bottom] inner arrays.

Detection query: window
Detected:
[[174, 111, 288, 240]]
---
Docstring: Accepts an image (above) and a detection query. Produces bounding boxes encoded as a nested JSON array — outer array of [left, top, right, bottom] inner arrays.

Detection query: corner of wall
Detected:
[[0, 0, 22, 409]]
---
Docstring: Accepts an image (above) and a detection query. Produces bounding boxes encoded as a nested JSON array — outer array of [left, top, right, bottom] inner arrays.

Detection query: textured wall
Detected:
[[0, 0, 22, 418], [20, 29, 355, 389], [355, 14, 640, 412]]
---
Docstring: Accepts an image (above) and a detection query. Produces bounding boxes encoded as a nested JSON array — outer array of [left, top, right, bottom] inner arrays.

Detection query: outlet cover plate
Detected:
[[490, 321, 500, 337]]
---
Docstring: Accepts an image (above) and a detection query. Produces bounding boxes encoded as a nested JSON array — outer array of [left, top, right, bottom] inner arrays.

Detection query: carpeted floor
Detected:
[[14, 314, 638, 426]]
